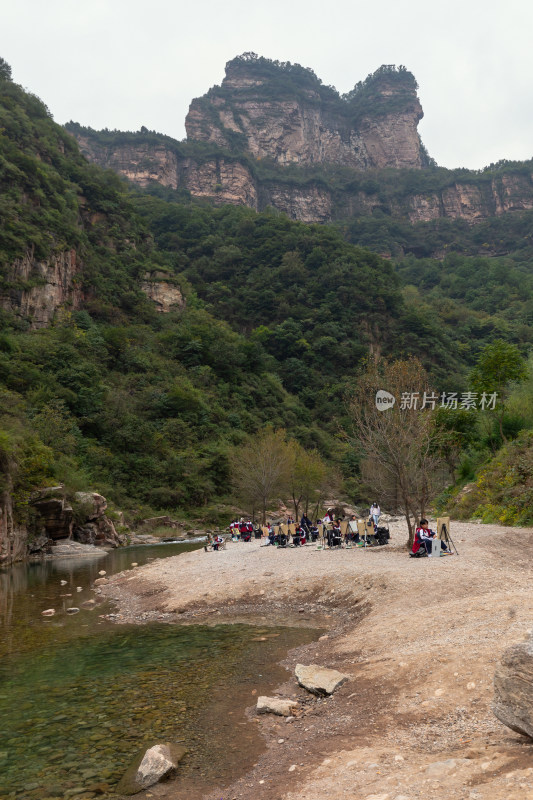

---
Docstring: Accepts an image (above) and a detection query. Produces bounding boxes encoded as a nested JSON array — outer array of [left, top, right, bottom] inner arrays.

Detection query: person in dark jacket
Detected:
[[300, 513, 312, 534]]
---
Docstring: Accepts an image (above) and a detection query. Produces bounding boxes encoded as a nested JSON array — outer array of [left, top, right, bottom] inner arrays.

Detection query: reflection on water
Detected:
[[0, 543, 318, 800]]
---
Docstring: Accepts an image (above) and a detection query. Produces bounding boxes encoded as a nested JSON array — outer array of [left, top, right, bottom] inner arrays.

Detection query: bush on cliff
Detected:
[[447, 430, 533, 525]]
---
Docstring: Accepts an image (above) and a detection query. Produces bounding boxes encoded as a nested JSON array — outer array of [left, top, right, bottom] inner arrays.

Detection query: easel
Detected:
[[437, 516, 459, 555], [316, 522, 325, 549], [340, 520, 350, 548], [357, 520, 368, 548], [347, 519, 359, 549]]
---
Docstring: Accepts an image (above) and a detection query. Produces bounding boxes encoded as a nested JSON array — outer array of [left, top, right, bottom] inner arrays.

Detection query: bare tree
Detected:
[[232, 428, 291, 524], [349, 358, 446, 548]]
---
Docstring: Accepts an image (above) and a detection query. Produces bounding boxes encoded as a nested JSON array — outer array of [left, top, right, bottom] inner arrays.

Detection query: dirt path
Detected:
[[99, 521, 533, 800]]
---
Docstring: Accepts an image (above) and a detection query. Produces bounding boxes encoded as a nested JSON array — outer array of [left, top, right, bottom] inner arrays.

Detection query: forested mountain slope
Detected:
[[0, 60, 464, 526]]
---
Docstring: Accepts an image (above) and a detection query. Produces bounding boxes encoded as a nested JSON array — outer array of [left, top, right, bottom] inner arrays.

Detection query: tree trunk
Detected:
[[292, 493, 301, 523], [499, 410, 507, 445], [405, 512, 415, 549]]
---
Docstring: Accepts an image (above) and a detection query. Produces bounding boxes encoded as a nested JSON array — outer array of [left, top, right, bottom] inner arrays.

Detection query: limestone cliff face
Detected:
[[186, 57, 426, 170], [0, 491, 28, 565], [180, 157, 259, 207], [0, 247, 83, 328], [349, 171, 533, 223], [406, 173, 533, 223], [0, 487, 125, 565], [68, 126, 533, 229], [68, 130, 334, 222], [141, 271, 185, 312], [261, 183, 332, 223], [75, 134, 180, 189], [65, 54, 533, 231]]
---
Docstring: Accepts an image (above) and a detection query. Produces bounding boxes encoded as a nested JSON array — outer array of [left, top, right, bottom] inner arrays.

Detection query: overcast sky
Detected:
[[3, 0, 533, 170]]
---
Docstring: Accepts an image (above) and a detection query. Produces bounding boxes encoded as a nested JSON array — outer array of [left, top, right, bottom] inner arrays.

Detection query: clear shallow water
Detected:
[[0, 544, 318, 800]]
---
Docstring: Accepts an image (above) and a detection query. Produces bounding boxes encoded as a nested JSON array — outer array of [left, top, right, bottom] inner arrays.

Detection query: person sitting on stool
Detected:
[[412, 519, 449, 556]]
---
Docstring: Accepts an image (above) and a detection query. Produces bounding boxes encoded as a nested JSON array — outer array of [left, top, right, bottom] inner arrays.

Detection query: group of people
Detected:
[[229, 519, 256, 542], [264, 514, 317, 547], [253, 504, 389, 549], [210, 506, 452, 558]]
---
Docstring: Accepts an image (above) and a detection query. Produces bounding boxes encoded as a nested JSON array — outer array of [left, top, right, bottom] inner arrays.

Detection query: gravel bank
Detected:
[[100, 520, 533, 800]]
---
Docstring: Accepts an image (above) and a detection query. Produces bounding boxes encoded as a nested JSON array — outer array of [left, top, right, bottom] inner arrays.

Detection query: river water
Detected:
[[0, 543, 318, 800]]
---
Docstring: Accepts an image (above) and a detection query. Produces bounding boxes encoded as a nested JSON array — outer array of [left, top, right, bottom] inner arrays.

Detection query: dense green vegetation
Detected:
[[0, 70, 335, 516], [3, 64, 462, 521], [0, 74, 173, 315], [447, 428, 533, 525], [134, 195, 464, 381], [1, 306, 325, 514]]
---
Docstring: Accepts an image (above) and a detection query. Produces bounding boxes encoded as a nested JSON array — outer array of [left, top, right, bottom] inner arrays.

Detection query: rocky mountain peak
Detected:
[[186, 55, 428, 169]]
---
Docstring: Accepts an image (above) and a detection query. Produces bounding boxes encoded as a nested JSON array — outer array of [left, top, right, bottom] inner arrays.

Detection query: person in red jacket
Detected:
[[412, 519, 450, 556]]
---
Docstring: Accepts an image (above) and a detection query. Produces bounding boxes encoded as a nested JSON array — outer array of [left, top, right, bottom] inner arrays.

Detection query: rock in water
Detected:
[[66, 607, 79, 614], [493, 630, 533, 738], [116, 743, 187, 795], [295, 664, 350, 696], [256, 696, 299, 716], [41, 609, 55, 616]]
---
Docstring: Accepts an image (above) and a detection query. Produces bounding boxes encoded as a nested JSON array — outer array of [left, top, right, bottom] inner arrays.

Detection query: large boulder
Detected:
[[74, 516, 121, 548], [28, 534, 53, 554], [73, 491, 107, 520], [30, 487, 73, 540], [256, 696, 299, 716], [116, 743, 187, 795], [295, 664, 350, 696], [493, 630, 533, 738]]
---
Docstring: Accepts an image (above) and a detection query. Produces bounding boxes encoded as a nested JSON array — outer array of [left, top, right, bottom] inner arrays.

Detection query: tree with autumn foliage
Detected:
[[349, 357, 447, 547], [231, 428, 291, 524], [286, 440, 329, 521]]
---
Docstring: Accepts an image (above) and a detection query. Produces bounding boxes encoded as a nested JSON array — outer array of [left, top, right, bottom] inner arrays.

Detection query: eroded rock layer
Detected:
[[186, 56, 426, 170]]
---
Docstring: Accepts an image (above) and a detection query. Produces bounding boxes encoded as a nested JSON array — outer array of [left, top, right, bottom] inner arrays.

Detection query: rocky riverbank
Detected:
[[99, 520, 533, 800]]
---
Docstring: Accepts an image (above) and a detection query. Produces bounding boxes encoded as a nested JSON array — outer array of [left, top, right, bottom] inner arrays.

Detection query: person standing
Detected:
[[370, 502, 381, 528], [300, 512, 312, 534], [322, 508, 334, 524]]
